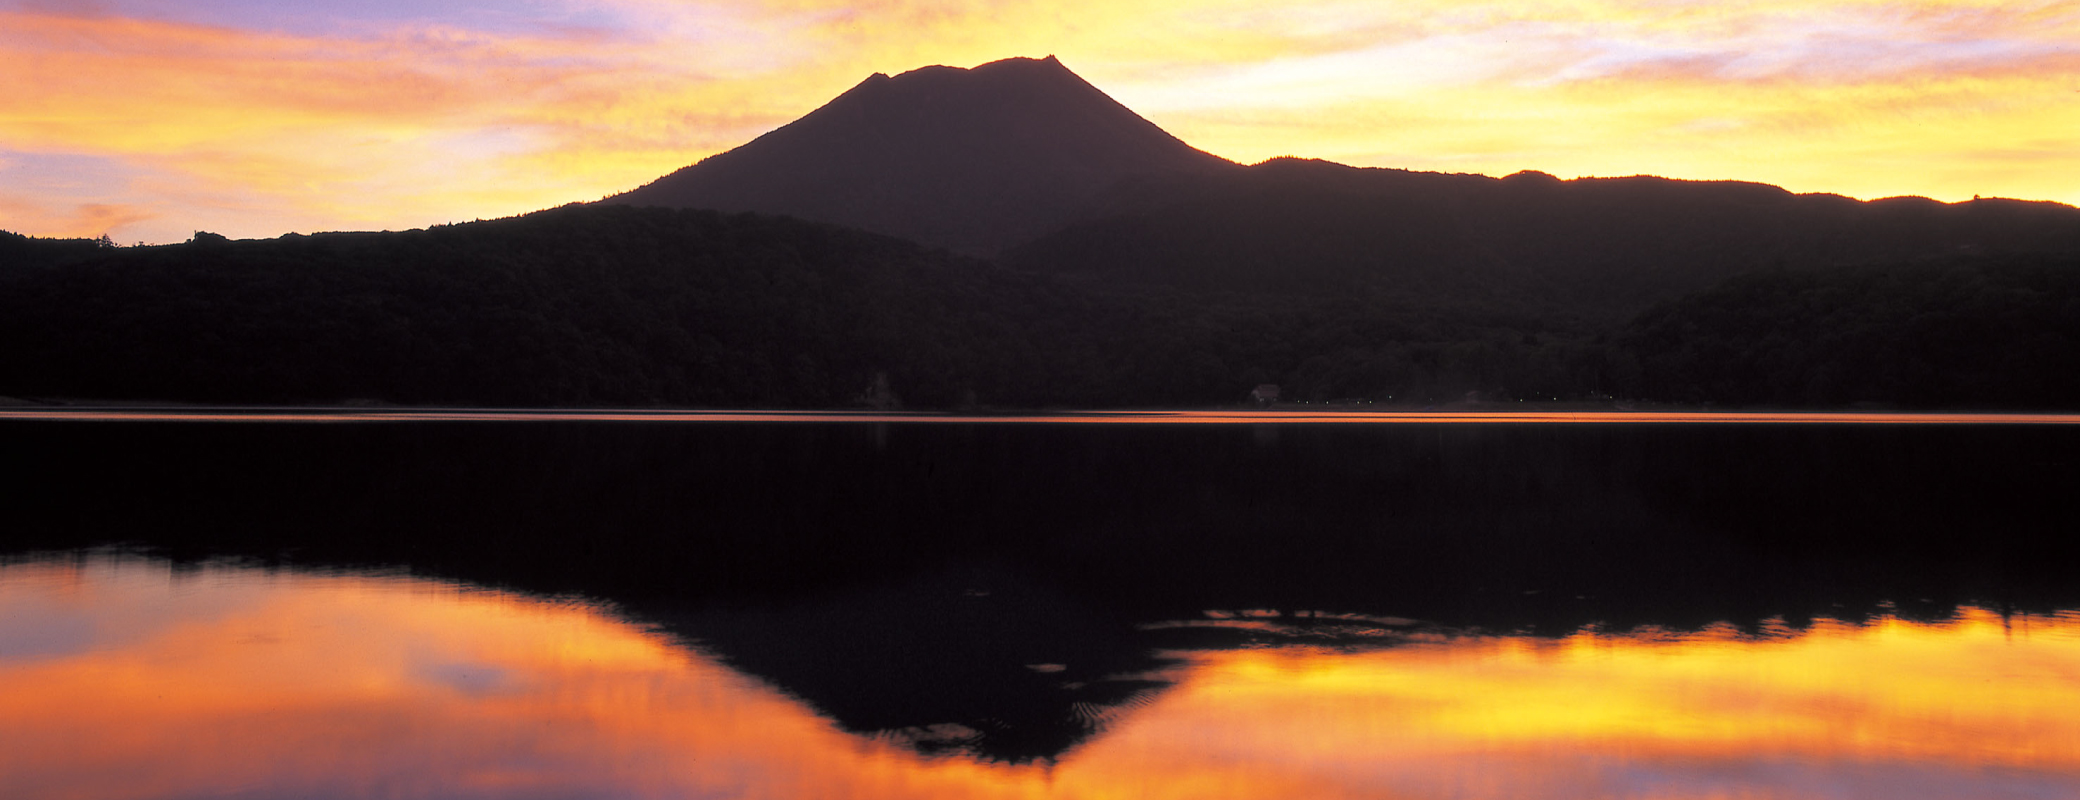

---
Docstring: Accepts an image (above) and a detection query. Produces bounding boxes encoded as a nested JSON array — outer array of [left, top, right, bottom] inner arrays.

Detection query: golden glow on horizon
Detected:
[[2, 1, 2076, 243], [5, 555, 2080, 799]]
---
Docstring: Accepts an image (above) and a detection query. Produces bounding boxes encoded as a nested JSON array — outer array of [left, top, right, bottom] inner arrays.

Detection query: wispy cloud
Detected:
[[0, 196, 155, 239], [0, 8, 789, 241]]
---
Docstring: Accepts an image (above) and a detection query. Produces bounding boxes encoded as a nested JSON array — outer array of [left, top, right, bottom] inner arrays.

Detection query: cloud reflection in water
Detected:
[[1, 554, 2076, 799]]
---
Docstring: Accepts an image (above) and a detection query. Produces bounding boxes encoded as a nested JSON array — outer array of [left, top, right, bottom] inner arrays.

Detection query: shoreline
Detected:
[[0, 393, 2067, 415], [4, 404, 2079, 425]]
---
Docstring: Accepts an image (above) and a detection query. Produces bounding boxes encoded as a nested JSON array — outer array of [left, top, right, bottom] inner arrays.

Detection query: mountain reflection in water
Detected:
[[7, 415, 2080, 796], [2, 555, 2078, 800]]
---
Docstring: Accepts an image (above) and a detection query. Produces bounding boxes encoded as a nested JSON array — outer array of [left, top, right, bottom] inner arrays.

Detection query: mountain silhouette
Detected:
[[606, 56, 1236, 254], [1009, 157, 2080, 322], [10, 57, 2080, 410], [610, 56, 2080, 322]]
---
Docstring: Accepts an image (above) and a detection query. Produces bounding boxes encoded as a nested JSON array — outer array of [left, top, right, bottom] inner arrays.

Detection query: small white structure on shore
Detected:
[[1250, 384, 1281, 406]]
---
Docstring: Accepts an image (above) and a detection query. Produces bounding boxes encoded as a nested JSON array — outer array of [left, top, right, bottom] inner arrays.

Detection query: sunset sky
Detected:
[[3, 0, 2076, 245]]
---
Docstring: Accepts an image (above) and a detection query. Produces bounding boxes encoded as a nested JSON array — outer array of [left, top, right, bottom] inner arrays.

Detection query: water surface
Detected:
[[4, 413, 2079, 797], [3, 555, 2076, 800]]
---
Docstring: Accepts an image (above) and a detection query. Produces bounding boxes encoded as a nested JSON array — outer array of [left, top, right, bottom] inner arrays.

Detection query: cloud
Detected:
[[0, 8, 775, 239], [0, 196, 154, 238]]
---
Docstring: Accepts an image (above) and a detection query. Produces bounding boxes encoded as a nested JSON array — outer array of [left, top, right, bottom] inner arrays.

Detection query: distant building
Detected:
[[858, 371, 901, 410], [1250, 384, 1281, 406]]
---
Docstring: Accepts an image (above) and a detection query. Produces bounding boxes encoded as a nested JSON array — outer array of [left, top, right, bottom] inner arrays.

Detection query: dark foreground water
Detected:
[[4, 411, 2079, 798]]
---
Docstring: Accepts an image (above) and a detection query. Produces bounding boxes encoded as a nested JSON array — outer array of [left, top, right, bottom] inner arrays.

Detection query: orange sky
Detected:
[[2, 0, 2076, 244]]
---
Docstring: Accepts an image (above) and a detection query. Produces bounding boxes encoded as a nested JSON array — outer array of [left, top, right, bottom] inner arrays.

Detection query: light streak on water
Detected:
[[6, 408, 2080, 424]]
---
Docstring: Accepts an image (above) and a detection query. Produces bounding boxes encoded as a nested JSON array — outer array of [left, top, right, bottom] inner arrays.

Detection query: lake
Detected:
[[4, 410, 2079, 798]]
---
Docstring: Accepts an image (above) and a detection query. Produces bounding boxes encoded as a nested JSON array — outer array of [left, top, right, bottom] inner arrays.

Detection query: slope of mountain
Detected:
[[1623, 253, 2080, 407], [0, 206, 1132, 407], [606, 56, 1236, 254], [1008, 158, 2080, 324]]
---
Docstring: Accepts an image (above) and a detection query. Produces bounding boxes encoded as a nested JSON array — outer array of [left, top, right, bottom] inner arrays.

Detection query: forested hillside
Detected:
[[1623, 254, 2080, 407], [0, 207, 1120, 407], [0, 230, 117, 270], [3, 207, 2077, 409], [1011, 158, 2080, 325]]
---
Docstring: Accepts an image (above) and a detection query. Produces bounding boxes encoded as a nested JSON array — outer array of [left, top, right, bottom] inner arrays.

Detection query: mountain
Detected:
[[605, 56, 1236, 254], [607, 56, 2080, 326], [1008, 158, 2080, 324]]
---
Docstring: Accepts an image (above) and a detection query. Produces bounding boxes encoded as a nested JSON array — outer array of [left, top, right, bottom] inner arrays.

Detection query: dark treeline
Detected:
[[1, 207, 1119, 407], [1012, 159, 2080, 323], [0, 229, 118, 270], [2, 204, 2078, 408], [1626, 255, 2080, 407]]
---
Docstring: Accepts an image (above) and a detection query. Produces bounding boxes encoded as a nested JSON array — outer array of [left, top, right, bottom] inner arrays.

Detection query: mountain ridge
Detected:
[[606, 55, 2079, 322], [1009, 154, 2080, 324]]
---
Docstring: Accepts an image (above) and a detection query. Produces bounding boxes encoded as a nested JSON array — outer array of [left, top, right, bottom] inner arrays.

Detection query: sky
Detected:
[[2, 0, 2076, 245]]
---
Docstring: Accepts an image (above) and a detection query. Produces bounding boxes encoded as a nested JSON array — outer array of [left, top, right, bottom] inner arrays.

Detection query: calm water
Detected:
[[4, 411, 2080, 798]]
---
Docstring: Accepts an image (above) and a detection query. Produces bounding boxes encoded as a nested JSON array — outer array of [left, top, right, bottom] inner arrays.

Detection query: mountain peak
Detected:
[[605, 56, 1236, 254], [826, 56, 1089, 114], [865, 55, 1069, 83]]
